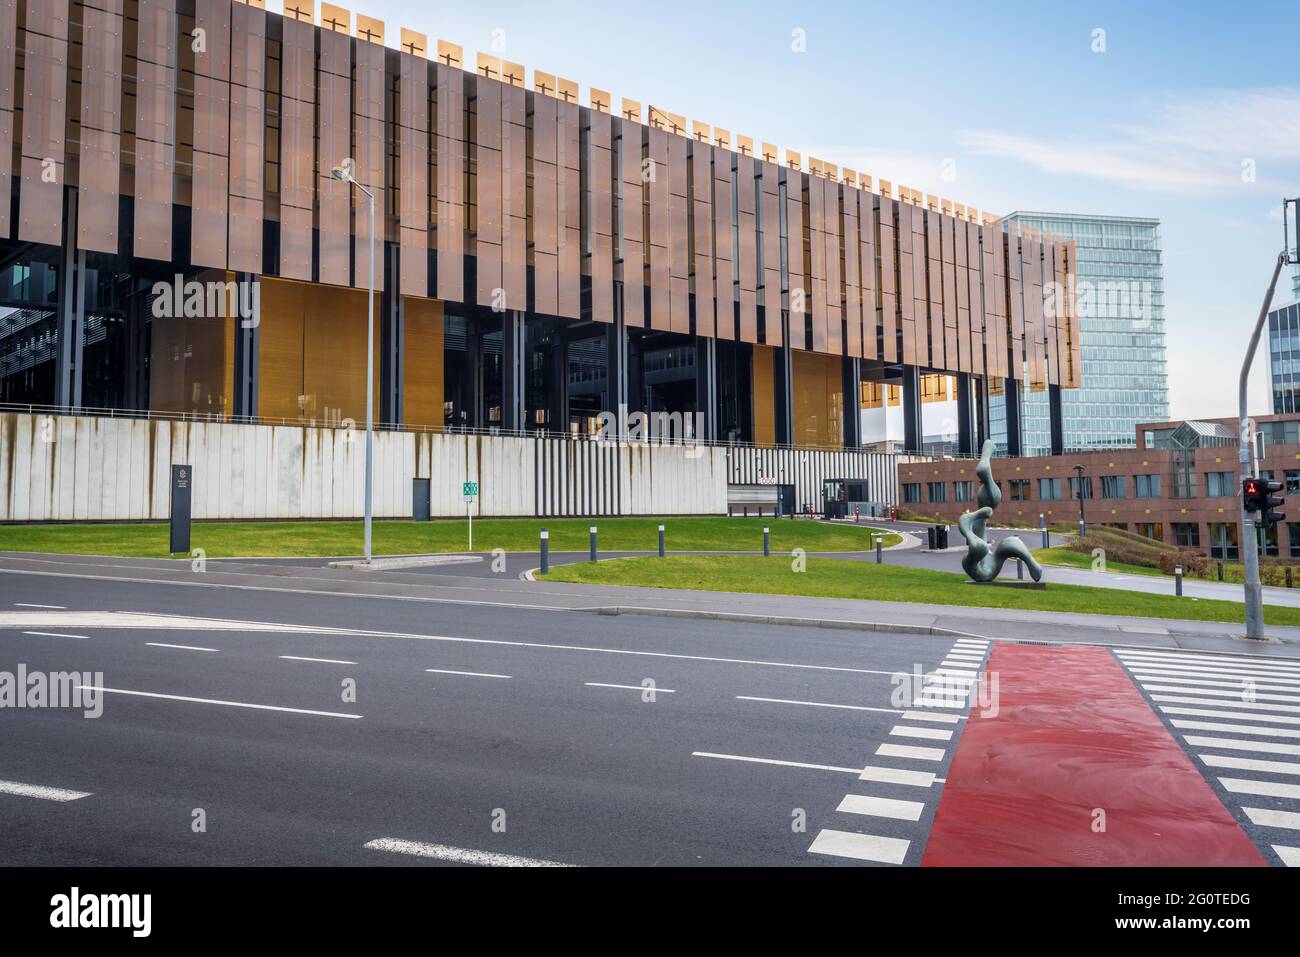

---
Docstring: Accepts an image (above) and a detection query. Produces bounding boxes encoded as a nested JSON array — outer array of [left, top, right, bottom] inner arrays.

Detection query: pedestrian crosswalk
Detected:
[[1116, 647, 1300, 868], [808, 636, 990, 864]]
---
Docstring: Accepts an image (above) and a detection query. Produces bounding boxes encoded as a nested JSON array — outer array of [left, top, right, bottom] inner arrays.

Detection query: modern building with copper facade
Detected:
[[0, 0, 1082, 456], [900, 414, 1300, 561]]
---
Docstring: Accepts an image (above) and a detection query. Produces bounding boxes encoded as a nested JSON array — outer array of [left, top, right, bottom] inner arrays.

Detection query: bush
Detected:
[[1157, 549, 1212, 578]]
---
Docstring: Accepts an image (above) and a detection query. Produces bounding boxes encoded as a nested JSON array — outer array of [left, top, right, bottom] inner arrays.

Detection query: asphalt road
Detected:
[[3, 552, 1298, 867], [0, 567, 974, 866]]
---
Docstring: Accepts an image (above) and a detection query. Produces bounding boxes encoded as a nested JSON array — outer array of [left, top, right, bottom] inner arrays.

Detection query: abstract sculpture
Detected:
[[957, 439, 1044, 583]]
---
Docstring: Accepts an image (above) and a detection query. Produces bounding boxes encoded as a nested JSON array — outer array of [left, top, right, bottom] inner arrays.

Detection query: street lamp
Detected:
[[331, 158, 376, 564], [1072, 464, 1086, 538]]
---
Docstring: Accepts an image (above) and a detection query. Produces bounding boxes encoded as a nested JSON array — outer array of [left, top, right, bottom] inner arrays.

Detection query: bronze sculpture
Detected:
[[957, 439, 1044, 583]]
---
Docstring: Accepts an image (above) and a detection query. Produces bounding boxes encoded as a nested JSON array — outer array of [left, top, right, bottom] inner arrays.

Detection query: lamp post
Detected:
[[1073, 464, 1086, 538], [331, 158, 376, 564]]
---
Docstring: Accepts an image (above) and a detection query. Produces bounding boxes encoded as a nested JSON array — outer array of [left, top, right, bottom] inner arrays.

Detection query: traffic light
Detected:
[[1243, 477, 1285, 528]]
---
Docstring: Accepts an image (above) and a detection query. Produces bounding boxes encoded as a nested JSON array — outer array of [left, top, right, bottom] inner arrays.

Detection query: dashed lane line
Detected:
[[0, 779, 91, 802], [363, 838, 575, 867], [77, 685, 362, 720]]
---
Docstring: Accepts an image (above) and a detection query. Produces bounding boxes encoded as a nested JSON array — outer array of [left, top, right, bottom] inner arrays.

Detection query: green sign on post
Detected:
[[463, 481, 478, 551]]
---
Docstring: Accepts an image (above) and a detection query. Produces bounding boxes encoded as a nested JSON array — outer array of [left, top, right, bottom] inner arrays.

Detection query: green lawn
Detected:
[[0, 517, 899, 560], [1034, 546, 1166, 578], [543, 554, 1300, 627]]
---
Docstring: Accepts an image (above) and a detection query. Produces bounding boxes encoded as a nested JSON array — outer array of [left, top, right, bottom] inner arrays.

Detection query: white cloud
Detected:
[[961, 87, 1300, 195]]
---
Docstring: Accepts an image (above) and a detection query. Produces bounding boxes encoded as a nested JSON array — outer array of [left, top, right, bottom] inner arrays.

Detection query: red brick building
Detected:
[[898, 415, 1300, 561]]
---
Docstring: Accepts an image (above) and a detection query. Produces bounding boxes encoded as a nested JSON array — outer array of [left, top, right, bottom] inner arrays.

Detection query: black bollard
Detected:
[[590, 525, 598, 562], [540, 528, 549, 575], [763, 526, 770, 557], [658, 523, 665, 558], [1175, 564, 1183, 597], [876, 538, 883, 564]]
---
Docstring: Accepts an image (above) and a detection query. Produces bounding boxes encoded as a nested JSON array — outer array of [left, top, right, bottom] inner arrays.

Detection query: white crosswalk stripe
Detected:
[[1120, 647, 1300, 867], [806, 638, 977, 865]]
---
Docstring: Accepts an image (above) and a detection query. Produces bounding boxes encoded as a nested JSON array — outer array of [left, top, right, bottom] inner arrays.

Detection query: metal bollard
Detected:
[[658, 523, 665, 558], [763, 526, 770, 557], [1040, 513, 1048, 549], [876, 538, 883, 564], [1016, 559, 1023, 580], [590, 525, 598, 562], [540, 528, 549, 575], [1175, 564, 1183, 597]]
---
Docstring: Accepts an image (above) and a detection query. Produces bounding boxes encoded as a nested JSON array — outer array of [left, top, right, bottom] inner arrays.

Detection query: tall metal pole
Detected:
[[1239, 251, 1286, 639], [364, 186, 375, 564]]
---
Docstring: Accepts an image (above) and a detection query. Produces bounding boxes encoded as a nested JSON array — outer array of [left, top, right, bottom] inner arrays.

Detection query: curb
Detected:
[[570, 604, 988, 639], [329, 554, 485, 571]]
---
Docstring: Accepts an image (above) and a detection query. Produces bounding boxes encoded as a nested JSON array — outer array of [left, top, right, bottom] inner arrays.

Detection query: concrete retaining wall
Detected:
[[0, 412, 907, 522]]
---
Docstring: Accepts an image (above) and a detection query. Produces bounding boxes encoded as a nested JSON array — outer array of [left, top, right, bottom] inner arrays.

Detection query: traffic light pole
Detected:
[[1238, 251, 1286, 640]]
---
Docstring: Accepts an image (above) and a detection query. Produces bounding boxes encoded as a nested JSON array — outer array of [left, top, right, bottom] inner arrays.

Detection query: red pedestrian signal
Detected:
[[1243, 477, 1285, 528]]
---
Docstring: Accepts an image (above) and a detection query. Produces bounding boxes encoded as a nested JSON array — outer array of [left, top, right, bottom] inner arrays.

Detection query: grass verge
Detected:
[[0, 517, 899, 559], [543, 554, 1300, 627], [1034, 546, 1166, 578]]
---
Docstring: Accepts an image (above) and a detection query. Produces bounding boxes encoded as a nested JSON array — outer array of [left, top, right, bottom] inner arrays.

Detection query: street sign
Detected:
[[463, 481, 478, 550]]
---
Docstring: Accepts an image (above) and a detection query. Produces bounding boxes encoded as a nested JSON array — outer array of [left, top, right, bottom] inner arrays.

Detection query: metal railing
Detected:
[[0, 401, 933, 458]]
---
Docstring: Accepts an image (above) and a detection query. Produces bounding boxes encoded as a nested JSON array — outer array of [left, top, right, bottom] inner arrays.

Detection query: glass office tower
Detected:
[[1000, 212, 1169, 454]]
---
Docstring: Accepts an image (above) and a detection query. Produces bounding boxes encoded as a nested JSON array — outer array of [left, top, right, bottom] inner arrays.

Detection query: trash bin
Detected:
[[937, 525, 949, 549]]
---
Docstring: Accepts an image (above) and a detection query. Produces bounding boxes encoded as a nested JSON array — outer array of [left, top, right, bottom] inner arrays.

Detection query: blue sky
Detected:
[[281, 0, 1299, 419]]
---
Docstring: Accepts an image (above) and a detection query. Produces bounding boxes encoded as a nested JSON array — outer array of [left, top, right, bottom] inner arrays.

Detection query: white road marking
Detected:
[[0, 611, 332, 633], [280, 655, 357, 665], [808, 828, 909, 864], [1162, 705, 1300, 726], [876, 743, 945, 762], [954, 640, 989, 648], [1144, 686, 1300, 705], [859, 765, 938, 787], [1199, 754, 1300, 776], [1133, 674, 1300, 693], [426, 668, 512, 679], [77, 685, 362, 719], [1130, 668, 1300, 687], [0, 779, 91, 802], [586, 682, 675, 693], [1219, 777, 1300, 799], [1172, 719, 1300, 739], [1274, 845, 1300, 866], [20, 631, 89, 640], [1124, 660, 1300, 680], [890, 725, 953, 741], [691, 751, 862, 774], [912, 698, 969, 709], [146, 642, 218, 653], [1242, 807, 1300, 831], [900, 710, 963, 724], [13, 603, 65, 609], [1151, 694, 1300, 715], [363, 838, 574, 867], [735, 695, 906, 715], [1183, 735, 1300, 756], [1118, 651, 1300, 673], [836, 794, 924, 821]]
